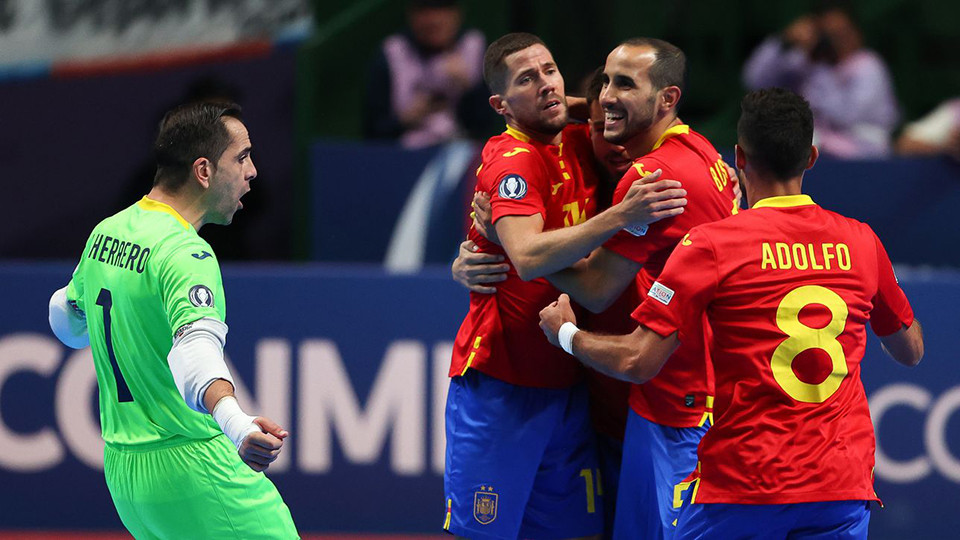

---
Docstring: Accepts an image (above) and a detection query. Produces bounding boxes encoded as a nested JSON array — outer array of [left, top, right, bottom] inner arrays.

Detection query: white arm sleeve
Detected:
[[49, 286, 89, 349], [167, 317, 234, 413]]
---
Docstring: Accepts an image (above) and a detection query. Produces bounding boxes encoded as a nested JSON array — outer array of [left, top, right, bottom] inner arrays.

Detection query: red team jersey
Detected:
[[633, 195, 914, 504], [604, 125, 738, 427], [451, 124, 598, 388]]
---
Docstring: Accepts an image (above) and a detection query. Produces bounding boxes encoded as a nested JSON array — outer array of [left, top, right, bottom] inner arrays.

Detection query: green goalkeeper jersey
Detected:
[[67, 196, 226, 447]]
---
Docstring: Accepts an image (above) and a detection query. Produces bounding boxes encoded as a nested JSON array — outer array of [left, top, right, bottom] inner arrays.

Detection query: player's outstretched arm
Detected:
[[451, 240, 509, 294], [495, 170, 686, 281], [880, 319, 924, 367], [539, 294, 679, 383], [167, 318, 288, 472], [48, 286, 89, 349]]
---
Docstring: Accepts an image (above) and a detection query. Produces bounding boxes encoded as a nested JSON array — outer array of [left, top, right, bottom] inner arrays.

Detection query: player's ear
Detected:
[[734, 144, 746, 170], [192, 157, 214, 189], [489, 94, 507, 116], [660, 86, 681, 113], [806, 145, 819, 170]]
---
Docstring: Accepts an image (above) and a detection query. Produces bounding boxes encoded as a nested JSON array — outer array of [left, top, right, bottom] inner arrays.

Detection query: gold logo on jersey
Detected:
[[502, 147, 531, 157], [632, 162, 651, 177], [551, 182, 564, 195], [681, 233, 692, 246], [563, 199, 589, 227], [474, 486, 498, 525]]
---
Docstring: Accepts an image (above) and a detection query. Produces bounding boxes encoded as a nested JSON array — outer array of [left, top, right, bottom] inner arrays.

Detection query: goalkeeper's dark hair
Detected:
[[737, 88, 813, 180], [153, 102, 242, 190]]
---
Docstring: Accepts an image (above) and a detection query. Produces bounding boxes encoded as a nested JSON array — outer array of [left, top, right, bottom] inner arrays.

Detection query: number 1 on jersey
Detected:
[[96, 288, 134, 402]]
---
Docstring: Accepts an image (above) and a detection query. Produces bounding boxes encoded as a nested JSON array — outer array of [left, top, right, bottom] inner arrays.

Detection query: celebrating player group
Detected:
[[446, 33, 923, 540], [47, 30, 923, 540]]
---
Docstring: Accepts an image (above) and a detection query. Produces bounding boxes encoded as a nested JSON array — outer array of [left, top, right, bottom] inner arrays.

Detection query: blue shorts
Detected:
[[443, 369, 603, 539], [676, 500, 871, 539], [613, 409, 709, 540]]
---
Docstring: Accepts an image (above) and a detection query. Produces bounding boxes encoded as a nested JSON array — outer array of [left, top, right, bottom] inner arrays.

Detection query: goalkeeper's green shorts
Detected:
[[104, 434, 298, 539]]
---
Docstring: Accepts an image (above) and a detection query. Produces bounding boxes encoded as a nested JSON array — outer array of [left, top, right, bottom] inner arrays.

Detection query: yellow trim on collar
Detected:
[[652, 124, 690, 151], [504, 124, 531, 143], [137, 196, 192, 230], [751, 194, 816, 209]]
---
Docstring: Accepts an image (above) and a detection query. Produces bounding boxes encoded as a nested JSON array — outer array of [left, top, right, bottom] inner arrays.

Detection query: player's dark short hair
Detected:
[[737, 88, 814, 180], [618, 37, 686, 93], [483, 32, 547, 94], [583, 66, 604, 106], [153, 102, 242, 190]]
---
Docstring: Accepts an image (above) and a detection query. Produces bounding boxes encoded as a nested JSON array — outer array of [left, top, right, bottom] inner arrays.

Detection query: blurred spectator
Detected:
[[362, 0, 489, 148], [896, 98, 960, 160], [743, 3, 898, 158]]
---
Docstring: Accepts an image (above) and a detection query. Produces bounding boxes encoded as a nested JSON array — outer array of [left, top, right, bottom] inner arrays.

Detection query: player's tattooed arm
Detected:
[[451, 240, 509, 294], [539, 294, 679, 383]]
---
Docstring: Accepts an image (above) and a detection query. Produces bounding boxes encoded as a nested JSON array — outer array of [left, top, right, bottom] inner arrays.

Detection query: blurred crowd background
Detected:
[[2, 0, 958, 268]]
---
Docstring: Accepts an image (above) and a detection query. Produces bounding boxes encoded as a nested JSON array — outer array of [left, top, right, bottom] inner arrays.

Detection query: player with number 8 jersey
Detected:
[[629, 90, 922, 537], [538, 88, 923, 538], [635, 195, 911, 504]]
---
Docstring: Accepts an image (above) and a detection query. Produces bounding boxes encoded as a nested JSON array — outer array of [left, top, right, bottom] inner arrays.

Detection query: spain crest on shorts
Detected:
[[473, 485, 498, 524]]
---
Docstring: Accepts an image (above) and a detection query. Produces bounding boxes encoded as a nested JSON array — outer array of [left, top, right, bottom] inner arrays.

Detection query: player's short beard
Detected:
[[529, 105, 569, 137], [605, 94, 657, 145]]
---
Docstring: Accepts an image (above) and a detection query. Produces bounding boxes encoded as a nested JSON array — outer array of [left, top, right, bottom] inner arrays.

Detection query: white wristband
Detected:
[[211, 396, 259, 450], [558, 322, 580, 355]]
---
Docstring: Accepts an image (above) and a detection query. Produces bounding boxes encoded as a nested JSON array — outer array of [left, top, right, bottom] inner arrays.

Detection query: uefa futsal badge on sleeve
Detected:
[[188, 285, 215, 308], [473, 485, 498, 525], [498, 174, 527, 200], [624, 223, 648, 236]]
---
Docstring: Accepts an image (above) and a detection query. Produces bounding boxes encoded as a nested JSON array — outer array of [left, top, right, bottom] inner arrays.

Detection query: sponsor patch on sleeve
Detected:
[[624, 224, 648, 236], [498, 174, 528, 200], [174, 322, 193, 341], [648, 281, 675, 306]]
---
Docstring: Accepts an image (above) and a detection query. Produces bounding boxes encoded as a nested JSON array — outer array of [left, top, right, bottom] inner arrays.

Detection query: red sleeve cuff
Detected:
[[632, 299, 681, 339], [870, 304, 914, 337]]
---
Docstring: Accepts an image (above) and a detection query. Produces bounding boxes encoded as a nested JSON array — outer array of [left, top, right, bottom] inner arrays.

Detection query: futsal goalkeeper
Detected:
[[48, 102, 298, 539]]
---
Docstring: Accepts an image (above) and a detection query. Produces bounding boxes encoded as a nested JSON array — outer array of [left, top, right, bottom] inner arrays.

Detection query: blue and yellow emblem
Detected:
[[473, 485, 498, 525]]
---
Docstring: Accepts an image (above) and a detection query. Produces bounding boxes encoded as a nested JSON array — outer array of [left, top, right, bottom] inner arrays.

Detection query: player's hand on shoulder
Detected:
[[618, 169, 687, 226], [452, 240, 509, 294], [238, 416, 289, 472], [538, 294, 577, 346], [471, 192, 499, 245]]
